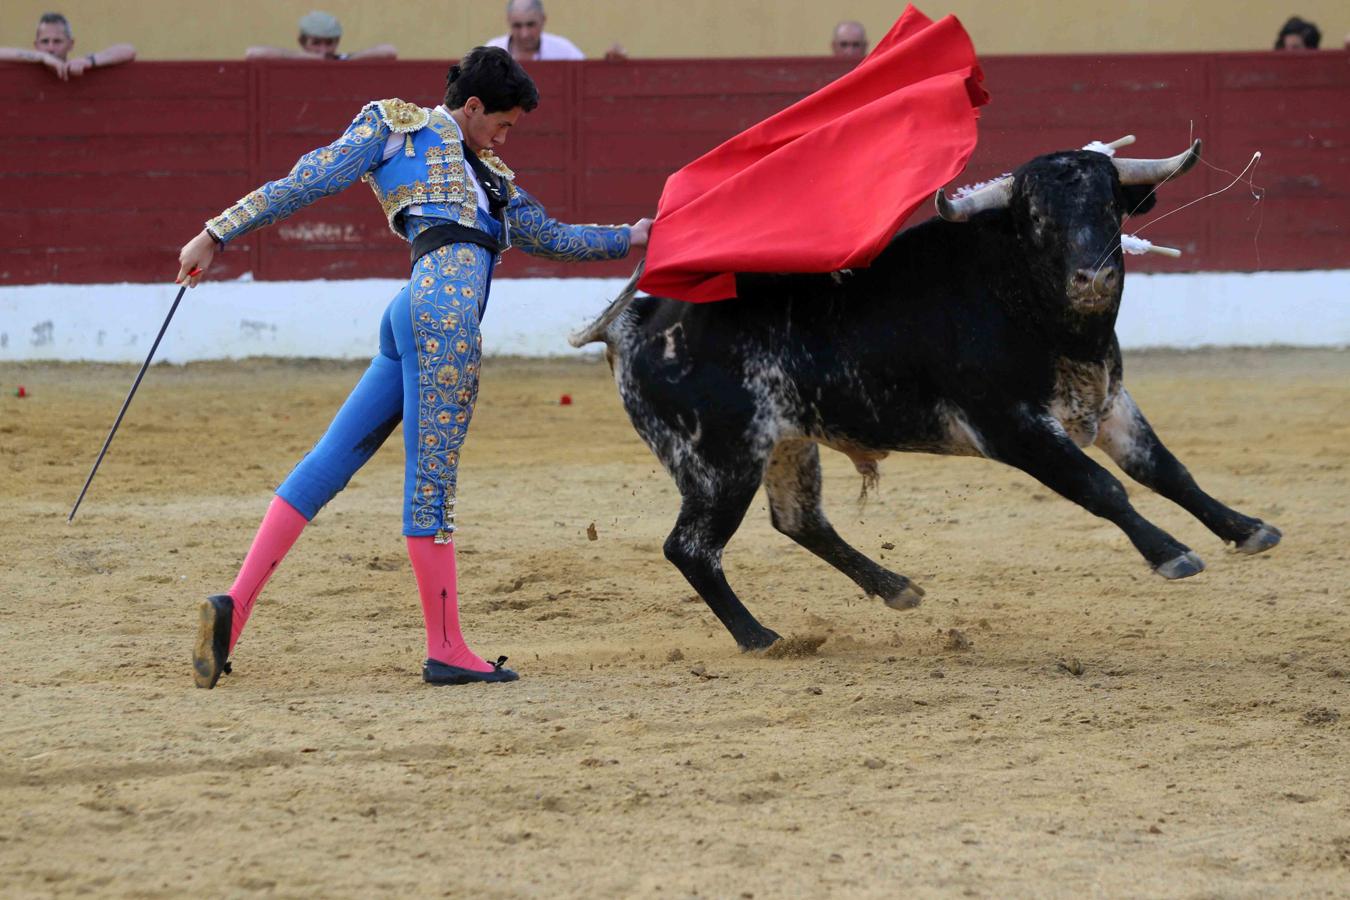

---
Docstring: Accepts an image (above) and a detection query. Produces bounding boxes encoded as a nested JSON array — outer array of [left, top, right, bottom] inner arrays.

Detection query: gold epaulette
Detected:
[[371, 98, 430, 134], [477, 149, 516, 183]]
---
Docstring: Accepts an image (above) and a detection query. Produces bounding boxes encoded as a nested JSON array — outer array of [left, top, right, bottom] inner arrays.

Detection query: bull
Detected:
[[572, 141, 1282, 652]]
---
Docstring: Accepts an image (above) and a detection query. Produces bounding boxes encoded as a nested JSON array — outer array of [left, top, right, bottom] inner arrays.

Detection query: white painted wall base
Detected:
[[1, 270, 1346, 363]]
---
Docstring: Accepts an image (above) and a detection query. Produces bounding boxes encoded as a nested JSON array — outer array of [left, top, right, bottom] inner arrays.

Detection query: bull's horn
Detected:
[[934, 177, 1013, 222], [568, 259, 644, 348], [1112, 139, 1202, 185], [1121, 234, 1183, 257]]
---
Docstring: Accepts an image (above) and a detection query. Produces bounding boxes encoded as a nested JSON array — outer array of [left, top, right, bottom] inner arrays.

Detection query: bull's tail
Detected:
[[568, 259, 645, 348]]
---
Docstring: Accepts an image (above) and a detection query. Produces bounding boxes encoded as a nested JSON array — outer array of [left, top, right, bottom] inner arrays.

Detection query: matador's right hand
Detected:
[[628, 217, 654, 249], [176, 230, 218, 288]]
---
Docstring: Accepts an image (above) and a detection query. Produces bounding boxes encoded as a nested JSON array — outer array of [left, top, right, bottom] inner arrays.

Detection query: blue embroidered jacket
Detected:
[[205, 98, 631, 262]]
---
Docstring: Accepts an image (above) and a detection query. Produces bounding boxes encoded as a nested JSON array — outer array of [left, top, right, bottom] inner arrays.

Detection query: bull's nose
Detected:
[[1070, 266, 1120, 298]]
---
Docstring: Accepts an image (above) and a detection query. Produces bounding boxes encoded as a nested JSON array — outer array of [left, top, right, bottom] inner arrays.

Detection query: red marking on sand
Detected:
[[559, 394, 573, 406]]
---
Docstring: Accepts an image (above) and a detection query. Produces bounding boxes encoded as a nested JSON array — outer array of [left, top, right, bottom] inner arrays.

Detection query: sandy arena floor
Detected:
[[1, 349, 1347, 898]]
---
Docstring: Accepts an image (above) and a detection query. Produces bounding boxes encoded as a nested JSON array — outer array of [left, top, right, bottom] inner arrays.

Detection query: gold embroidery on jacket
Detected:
[[373, 98, 430, 133], [363, 110, 495, 235], [477, 150, 518, 199], [205, 106, 388, 243]]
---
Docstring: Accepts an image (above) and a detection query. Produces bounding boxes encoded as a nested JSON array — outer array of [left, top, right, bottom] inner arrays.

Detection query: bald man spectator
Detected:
[[246, 10, 397, 61], [831, 21, 868, 58], [486, 0, 598, 61], [0, 12, 135, 81]]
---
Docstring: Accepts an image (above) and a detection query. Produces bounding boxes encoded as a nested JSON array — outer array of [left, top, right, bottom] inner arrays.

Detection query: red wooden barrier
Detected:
[[1, 53, 1345, 285]]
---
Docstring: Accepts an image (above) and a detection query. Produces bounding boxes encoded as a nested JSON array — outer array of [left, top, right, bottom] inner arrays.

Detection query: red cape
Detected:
[[638, 6, 989, 303]]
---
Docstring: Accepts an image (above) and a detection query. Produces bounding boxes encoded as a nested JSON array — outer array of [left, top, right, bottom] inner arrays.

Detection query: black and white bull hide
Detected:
[[573, 142, 1282, 652]]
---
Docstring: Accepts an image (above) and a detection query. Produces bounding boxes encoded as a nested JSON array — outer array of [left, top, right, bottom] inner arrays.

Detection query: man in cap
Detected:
[[0, 11, 136, 81], [246, 10, 397, 60]]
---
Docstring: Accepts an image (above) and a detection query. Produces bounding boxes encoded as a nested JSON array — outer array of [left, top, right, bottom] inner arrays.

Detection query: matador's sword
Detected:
[[68, 269, 199, 522]]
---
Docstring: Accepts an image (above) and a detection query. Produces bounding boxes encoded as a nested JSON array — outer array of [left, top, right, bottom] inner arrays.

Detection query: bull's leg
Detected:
[[1096, 389, 1281, 554], [986, 414, 1205, 579], [763, 440, 924, 610], [664, 474, 782, 652]]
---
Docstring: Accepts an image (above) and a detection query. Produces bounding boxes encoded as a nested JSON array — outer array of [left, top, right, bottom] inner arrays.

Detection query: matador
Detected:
[[176, 47, 651, 688]]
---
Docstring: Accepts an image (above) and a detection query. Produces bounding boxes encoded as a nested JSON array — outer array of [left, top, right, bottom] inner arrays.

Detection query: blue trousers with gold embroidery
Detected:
[[275, 234, 495, 538]]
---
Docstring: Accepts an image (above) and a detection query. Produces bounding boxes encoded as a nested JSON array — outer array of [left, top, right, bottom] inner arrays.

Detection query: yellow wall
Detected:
[[3, 1, 1347, 59]]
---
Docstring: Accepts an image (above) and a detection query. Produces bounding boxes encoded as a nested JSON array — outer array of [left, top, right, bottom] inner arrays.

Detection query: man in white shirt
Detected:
[[830, 21, 868, 59], [485, 0, 585, 61]]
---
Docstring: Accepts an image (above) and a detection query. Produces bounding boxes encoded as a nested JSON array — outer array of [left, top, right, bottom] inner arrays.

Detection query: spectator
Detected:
[[0, 11, 135, 81], [1273, 16, 1321, 50], [486, 0, 587, 61], [830, 20, 868, 58], [246, 10, 397, 60]]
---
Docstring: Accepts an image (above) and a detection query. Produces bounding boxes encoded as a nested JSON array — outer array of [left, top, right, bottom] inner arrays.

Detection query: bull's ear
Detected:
[[1120, 185, 1158, 217]]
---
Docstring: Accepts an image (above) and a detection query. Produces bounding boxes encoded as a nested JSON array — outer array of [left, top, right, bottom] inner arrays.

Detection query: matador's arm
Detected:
[[205, 104, 391, 244], [506, 186, 631, 262]]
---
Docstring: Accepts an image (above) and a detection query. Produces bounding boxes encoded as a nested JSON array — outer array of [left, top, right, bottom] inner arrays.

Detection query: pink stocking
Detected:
[[226, 495, 308, 652], [406, 536, 491, 672]]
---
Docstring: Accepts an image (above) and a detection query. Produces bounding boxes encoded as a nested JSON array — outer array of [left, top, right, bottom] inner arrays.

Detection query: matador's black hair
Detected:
[[444, 46, 540, 113]]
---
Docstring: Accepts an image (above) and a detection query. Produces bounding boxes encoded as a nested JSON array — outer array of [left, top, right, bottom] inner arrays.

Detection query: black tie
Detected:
[[462, 143, 510, 215]]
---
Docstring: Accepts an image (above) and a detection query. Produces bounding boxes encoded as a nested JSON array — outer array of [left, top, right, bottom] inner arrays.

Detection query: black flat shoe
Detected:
[[423, 655, 519, 685], [193, 594, 234, 689]]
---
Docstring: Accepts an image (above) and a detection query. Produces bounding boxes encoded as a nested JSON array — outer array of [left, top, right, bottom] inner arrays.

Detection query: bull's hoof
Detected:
[[1154, 551, 1205, 580], [737, 628, 783, 653], [882, 580, 926, 610], [1236, 523, 1282, 556]]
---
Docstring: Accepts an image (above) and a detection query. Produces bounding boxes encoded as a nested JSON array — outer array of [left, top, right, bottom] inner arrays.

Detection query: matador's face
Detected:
[[460, 99, 524, 153]]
